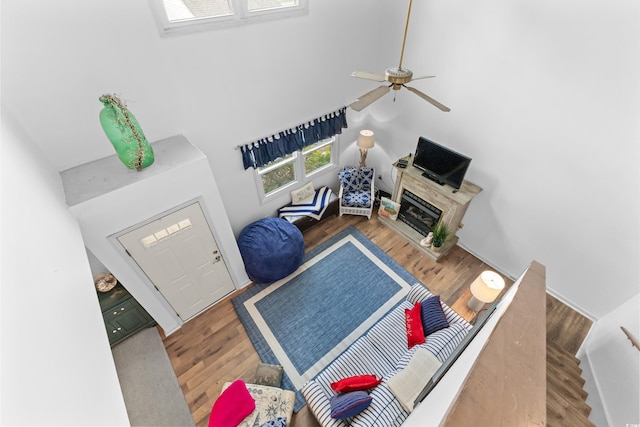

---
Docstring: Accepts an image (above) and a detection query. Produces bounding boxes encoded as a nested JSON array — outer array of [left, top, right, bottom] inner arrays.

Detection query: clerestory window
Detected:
[[149, 0, 308, 36]]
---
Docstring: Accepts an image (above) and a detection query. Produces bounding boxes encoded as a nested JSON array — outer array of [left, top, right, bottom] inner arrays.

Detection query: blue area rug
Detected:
[[232, 226, 420, 411]]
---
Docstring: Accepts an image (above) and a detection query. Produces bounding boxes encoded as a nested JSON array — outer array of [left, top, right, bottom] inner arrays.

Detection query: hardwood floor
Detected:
[[546, 294, 594, 426], [547, 293, 592, 355], [160, 213, 592, 427]]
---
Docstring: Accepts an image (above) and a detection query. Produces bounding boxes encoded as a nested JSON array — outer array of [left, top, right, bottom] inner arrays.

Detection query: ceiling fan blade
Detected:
[[405, 86, 451, 112], [351, 71, 387, 82], [411, 75, 436, 81], [349, 85, 391, 111]]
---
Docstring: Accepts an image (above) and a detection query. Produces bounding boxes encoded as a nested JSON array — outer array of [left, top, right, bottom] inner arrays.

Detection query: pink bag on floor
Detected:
[[207, 379, 255, 427]]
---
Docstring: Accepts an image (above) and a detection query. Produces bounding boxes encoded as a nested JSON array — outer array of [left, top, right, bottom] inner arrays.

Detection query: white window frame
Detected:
[[149, 0, 309, 36], [254, 136, 339, 203]]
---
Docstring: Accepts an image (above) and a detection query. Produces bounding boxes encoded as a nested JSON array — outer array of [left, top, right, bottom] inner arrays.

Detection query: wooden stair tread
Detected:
[[546, 338, 594, 427], [547, 340, 584, 378], [547, 392, 595, 427], [547, 374, 588, 401], [547, 377, 591, 412], [547, 408, 596, 427], [547, 338, 581, 361], [547, 354, 586, 390]]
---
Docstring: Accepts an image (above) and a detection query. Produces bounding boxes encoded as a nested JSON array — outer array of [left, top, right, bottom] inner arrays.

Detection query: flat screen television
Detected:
[[412, 137, 471, 189]]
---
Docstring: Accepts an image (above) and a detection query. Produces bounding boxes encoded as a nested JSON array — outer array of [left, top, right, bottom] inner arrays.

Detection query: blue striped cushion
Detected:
[[365, 301, 414, 366], [421, 296, 450, 336], [423, 322, 469, 362], [313, 337, 394, 398], [330, 391, 372, 419], [405, 283, 434, 304], [302, 380, 349, 427], [406, 283, 472, 329], [395, 322, 470, 369], [351, 381, 409, 426]]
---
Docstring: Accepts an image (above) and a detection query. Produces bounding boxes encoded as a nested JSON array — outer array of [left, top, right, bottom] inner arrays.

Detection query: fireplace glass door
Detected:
[[398, 190, 443, 236]]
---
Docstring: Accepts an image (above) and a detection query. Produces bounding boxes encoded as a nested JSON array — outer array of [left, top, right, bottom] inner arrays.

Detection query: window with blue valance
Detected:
[[240, 107, 348, 170]]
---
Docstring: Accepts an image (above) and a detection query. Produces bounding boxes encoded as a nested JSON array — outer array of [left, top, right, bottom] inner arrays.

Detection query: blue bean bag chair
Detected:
[[237, 217, 304, 284]]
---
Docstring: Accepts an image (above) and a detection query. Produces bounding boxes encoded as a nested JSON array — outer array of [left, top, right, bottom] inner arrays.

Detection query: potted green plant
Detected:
[[430, 222, 450, 252]]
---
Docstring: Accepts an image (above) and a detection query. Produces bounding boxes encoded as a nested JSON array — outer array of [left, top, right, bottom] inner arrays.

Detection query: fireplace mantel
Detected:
[[379, 157, 482, 261]]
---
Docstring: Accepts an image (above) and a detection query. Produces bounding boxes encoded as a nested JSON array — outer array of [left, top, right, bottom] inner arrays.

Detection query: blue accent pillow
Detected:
[[338, 167, 359, 192], [339, 167, 374, 192], [330, 391, 373, 419], [421, 295, 450, 336], [259, 417, 287, 427]]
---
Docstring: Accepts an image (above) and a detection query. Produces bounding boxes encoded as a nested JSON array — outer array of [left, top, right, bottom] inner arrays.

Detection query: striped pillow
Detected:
[[330, 391, 373, 419], [420, 296, 450, 336]]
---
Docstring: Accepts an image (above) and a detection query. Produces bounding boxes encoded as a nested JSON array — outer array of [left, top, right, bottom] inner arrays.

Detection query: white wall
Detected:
[[579, 293, 640, 426], [363, 0, 639, 320], [63, 136, 250, 335], [1, 0, 394, 234], [4, 0, 637, 320], [1, 107, 130, 425]]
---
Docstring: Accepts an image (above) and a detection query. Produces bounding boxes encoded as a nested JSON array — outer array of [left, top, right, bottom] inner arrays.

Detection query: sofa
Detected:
[[301, 283, 472, 427]]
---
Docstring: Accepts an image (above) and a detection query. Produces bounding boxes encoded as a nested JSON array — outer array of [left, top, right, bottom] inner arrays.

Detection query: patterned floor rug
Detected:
[[232, 226, 420, 411]]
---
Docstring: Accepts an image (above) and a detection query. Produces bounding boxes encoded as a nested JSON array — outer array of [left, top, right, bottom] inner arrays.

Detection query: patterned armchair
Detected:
[[338, 166, 375, 219]]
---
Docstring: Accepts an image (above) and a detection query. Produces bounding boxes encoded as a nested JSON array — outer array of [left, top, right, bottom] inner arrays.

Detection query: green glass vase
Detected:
[[99, 94, 154, 171]]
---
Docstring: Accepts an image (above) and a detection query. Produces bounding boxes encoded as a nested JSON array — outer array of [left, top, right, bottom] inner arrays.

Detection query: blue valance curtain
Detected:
[[240, 107, 348, 170]]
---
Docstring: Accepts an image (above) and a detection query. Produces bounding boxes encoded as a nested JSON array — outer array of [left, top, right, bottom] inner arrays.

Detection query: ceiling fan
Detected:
[[348, 0, 450, 112]]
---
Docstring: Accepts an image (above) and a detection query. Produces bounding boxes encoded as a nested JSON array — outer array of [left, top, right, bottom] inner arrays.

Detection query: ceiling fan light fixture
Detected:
[[385, 67, 413, 84], [348, 0, 450, 112]]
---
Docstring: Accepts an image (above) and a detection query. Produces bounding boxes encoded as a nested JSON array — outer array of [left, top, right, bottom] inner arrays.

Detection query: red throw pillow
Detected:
[[208, 380, 256, 427], [331, 374, 383, 393], [405, 301, 426, 349]]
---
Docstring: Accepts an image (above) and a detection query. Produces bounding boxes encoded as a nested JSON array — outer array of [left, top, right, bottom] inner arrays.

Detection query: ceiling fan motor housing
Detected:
[[385, 67, 413, 87]]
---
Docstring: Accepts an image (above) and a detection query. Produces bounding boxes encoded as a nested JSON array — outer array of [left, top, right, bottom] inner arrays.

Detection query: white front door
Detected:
[[117, 202, 235, 320]]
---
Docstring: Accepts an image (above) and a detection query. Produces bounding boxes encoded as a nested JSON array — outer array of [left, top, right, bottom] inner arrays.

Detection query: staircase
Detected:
[[547, 340, 595, 426]]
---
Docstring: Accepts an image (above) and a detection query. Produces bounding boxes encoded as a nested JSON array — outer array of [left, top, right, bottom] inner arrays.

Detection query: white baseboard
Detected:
[[581, 352, 613, 427], [456, 241, 597, 322], [455, 241, 518, 281], [545, 287, 598, 322]]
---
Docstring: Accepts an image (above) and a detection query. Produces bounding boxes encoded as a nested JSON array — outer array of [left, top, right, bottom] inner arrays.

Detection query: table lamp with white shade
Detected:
[[356, 130, 375, 168], [468, 270, 506, 312]]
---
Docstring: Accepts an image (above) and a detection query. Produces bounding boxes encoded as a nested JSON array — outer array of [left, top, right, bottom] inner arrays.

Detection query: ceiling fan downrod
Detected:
[[398, 0, 413, 71]]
